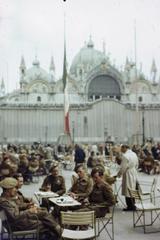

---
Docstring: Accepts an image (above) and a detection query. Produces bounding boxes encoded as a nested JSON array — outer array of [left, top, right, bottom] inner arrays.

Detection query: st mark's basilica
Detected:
[[0, 37, 160, 144]]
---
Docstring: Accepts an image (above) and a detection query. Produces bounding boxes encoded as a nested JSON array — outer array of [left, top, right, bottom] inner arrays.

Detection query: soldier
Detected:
[[40, 163, 66, 210], [94, 164, 117, 186], [68, 164, 93, 204], [88, 167, 116, 217], [13, 172, 35, 210], [0, 177, 61, 240]]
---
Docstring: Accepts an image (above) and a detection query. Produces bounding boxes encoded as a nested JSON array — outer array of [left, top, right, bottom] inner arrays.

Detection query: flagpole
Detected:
[[134, 19, 139, 145], [57, 3, 72, 146]]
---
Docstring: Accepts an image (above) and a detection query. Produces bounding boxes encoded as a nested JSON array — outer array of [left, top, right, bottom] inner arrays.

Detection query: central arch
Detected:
[[88, 75, 121, 100]]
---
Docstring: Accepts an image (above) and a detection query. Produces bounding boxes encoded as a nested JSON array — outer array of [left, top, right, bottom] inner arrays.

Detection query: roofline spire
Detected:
[[102, 39, 106, 55], [50, 56, 55, 72]]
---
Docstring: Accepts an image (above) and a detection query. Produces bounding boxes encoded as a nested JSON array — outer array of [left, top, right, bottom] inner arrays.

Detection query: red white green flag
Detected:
[[62, 33, 70, 134]]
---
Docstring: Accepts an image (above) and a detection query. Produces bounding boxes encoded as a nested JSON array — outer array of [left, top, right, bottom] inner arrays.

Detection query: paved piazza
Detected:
[[16, 166, 160, 240]]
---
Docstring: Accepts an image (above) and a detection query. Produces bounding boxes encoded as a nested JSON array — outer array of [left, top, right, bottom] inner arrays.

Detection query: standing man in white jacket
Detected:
[[117, 145, 139, 211]]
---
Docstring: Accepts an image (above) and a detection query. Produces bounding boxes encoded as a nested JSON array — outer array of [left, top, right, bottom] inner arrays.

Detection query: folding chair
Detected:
[[61, 210, 96, 240], [96, 205, 115, 240], [137, 177, 158, 204], [128, 188, 160, 233], [0, 209, 39, 240]]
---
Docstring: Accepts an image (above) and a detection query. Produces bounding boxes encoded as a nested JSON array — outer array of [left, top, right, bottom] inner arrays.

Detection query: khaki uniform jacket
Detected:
[[15, 190, 32, 210], [69, 175, 93, 202], [41, 175, 66, 196], [0, 196, 42, 231], [88, 181, 115, 217], [103, 169, 116, 185], [0, 195, 60, 235]]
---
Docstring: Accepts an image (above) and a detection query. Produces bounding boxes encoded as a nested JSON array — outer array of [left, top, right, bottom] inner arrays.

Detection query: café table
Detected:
[[49, 195, 81, 207], [34, 191, 59, 205]]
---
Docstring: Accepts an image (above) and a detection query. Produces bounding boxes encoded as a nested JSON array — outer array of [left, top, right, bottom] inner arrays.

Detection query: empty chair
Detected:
[[128, 188, 160, 233], [61, 210, 96, 240], [137, 177, 157, 204], [96, 205, 115, 240]]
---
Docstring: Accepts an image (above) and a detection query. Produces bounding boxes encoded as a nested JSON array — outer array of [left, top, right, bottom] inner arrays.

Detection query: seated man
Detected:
[[143, 152, 154, 174], [0, 177, 61, 240], [53, 164, 93, 221], [13, 172, 35, 210], [88, 167, 116, 217], [68, 164, 93, 204], [95, 164, 117, 186], [40, 163, 66, 210], [41, 163, 66, 195]]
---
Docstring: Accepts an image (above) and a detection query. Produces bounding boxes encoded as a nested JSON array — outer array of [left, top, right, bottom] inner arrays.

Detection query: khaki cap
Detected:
[[0, 177, 18, 189]]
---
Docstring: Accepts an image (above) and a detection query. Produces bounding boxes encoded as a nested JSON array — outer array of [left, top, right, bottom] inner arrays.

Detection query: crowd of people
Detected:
[[0, 141, 160, 239]]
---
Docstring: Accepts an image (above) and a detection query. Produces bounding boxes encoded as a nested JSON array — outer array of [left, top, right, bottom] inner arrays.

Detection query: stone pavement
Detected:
[[16, 169, 160, 239]]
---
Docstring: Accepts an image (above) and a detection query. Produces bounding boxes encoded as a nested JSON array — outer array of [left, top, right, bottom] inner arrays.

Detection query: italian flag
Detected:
[[62, 37, 70, 134]]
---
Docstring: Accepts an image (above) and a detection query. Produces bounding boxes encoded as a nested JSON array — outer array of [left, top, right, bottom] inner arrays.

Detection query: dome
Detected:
[[70, 38, 107, 79], [23, 59, 51, 83]]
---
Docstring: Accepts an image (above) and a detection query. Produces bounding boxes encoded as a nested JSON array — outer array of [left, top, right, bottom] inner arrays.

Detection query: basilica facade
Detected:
[[0, 37, 160, 144]]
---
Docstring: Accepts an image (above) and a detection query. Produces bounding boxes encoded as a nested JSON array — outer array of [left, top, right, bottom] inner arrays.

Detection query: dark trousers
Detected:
[[125, 197, 136, 210]]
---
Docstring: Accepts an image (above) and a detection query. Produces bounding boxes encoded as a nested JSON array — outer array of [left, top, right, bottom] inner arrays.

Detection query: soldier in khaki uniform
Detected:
[[41, 163, 66, 195], [53, 164, 93, 221], [40, 163, 66, 210], [88, 167, 116, 217], [95, 164, 117, 186], [68, 164, 93, 204], [0, 177, 61, 240], [13, 172, 34, 210]]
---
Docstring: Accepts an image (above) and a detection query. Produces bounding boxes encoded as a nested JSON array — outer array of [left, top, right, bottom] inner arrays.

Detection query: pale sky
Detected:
[[0, 0, 160, 92]]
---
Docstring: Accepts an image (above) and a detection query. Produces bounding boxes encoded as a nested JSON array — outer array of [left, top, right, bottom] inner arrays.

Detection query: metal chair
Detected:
[[128, 188, 160, 233], [96, 205, 115, 240], [61, 210, 96, 240], [137, 177, 158, 204], [0, 209, 39, 240]]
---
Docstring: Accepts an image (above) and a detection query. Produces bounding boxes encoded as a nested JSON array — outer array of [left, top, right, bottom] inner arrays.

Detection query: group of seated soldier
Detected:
[[0, 176, 61, 240], [0, 141, 122, 238], [39, 162, 116, 218], [0, 144, 55, 183], [133, 144, 160, 175], [0, 158, 116, 239], [87, 151, 104, 168]]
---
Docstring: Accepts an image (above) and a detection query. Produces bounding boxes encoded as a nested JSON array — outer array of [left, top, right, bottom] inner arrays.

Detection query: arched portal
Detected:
[[88, 75, 121, 100]]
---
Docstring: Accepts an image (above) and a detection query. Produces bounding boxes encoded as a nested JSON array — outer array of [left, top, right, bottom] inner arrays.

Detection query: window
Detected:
[[84, 116, 88, 124], [139, 96, 143, 102], [37, 96, 41, 102], [43, 87, 46, 93], [79, 69, 82, 75], [95, 95, 100, 100], [88, 75, 121, 100]]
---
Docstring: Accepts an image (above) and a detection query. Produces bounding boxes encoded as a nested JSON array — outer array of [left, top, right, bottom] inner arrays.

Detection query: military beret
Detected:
[[0, 177, 18, 189]]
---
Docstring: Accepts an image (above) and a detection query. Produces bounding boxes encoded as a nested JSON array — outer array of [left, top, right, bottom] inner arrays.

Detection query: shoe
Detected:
[[123, 208, 134, 211]]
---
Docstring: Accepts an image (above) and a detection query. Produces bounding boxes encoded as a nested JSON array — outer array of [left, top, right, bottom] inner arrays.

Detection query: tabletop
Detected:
[[49, 195, 81, 207], [34, 191, 59, 204]]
